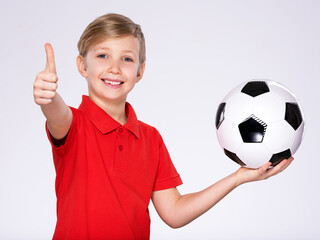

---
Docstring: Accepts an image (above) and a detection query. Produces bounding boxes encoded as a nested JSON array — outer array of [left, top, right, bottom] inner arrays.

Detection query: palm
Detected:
[[236, 157, 294, 185]]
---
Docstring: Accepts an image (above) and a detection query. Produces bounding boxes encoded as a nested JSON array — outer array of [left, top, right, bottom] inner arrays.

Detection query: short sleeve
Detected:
[[153, 133, 183, 191], [45, 107, 78, 165]]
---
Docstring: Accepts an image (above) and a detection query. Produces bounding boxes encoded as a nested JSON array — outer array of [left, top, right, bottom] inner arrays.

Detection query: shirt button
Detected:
[[119, 145, 123, 151], [118, 128, 124, 133]]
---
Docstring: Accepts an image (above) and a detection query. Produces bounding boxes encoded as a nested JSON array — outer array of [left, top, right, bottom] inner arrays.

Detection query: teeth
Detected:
[[105, 80, 122, 85]]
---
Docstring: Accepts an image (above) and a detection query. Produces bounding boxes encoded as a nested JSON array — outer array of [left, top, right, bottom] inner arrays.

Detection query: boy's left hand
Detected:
[[235, 157, 294, 186]]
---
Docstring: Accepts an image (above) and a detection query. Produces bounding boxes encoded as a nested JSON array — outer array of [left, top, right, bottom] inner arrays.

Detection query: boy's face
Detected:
[[77, 36, 145, 105]]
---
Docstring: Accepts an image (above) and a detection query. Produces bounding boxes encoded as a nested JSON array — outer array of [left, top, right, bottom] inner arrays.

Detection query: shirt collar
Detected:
[[78, 95, 140, 139]]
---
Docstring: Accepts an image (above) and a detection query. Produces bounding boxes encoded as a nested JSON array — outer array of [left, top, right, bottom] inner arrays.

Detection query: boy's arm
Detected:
[[33, 43, 72, 139], [151, 158, 293, 229]]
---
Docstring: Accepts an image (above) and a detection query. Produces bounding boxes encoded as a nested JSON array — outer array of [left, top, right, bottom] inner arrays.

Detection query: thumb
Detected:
[[44, 43, 57, 74]]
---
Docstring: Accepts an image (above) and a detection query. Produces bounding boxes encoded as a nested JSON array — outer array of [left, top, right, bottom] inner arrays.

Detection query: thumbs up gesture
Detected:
[[33, 43, 58, 105]]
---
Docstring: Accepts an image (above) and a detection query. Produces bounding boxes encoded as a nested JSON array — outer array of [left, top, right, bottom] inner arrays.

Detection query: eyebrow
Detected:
[[94, 47, 137, 56], [95, 47, 110, 51]]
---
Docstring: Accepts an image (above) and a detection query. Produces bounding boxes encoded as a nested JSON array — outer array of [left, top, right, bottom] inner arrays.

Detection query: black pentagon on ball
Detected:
[[215, 103, 226, 129], [285, 102, 303, 130], [224, 149, 245, 166], [238, 115, 267, 143], [269, 149, 292, 166], [241, 81, 270, 97]]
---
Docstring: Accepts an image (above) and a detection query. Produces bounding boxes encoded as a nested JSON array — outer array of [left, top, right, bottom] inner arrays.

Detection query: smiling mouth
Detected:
[[102, 79, 124, 85]]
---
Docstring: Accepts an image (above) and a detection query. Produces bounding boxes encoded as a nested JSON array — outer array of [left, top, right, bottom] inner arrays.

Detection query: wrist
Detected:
[[231, 169, 247, 187], [224, 171, 242, 189]]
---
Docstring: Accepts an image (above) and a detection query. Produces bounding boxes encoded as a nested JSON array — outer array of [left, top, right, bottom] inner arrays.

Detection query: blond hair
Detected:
[[78, 13, 146, 64]]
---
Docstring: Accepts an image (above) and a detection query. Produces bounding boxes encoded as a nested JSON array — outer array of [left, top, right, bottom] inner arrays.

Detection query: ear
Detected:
[[136, 63, 146, 83], [76, 55, 88, 78]]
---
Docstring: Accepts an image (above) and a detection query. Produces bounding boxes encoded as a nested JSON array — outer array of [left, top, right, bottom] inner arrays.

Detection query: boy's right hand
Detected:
[[33, 43, 58, 105], [33, 43, 72, 140]]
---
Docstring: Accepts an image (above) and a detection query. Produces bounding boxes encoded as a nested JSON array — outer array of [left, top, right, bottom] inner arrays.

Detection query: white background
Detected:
[[1, 0, 319, 239]]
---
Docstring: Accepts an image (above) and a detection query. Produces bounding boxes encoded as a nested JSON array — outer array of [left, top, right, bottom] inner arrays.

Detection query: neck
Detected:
[[89, 96, 128, 125]]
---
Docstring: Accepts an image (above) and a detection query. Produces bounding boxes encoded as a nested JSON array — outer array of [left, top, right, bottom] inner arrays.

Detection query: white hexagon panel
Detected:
[[268, 81, 298, 103], [216, 80, 305, 168], [237, 143, 272, 169], [224, 92, 253, 124], [252, 92, 286, 125], [263, 121, 296, 153], [216, 119, 243, 153]]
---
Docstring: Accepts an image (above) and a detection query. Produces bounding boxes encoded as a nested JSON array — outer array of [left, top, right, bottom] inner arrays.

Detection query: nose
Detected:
[[107, 60, 121, 75]]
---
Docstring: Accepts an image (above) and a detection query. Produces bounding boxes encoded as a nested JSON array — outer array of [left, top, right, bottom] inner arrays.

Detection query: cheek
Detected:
[[86, 63, 104, 76], [122, 64, 140, 77]]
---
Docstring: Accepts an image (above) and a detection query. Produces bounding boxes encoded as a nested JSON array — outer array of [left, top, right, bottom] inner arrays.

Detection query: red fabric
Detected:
[[46, 96, 182, 240]]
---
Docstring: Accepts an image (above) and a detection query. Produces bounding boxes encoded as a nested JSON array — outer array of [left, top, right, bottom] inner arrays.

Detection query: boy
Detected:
[[33, 13, 293, 240]]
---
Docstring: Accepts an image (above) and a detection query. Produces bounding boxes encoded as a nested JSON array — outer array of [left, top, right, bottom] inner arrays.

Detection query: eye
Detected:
[[97, 54, 107, 59], [123, 57, 133, 62]]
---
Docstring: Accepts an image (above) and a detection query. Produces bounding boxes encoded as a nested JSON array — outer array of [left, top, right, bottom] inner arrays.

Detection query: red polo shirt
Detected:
[[46, 96, 182, 240]]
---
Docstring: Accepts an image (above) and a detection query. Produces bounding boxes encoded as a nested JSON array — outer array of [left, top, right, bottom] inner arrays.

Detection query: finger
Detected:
[[34, 89, 56, 102], [276, 157, 294, 173], [258, 161, 272, 174], [35, 81, 58, 91], [36, 72, 58, 83], [35, 97, 53, 105], [275, 157, 293, 172], [38, 89, 56, 99], [265, 157, 293, 177], [44, 43, 56, 74]]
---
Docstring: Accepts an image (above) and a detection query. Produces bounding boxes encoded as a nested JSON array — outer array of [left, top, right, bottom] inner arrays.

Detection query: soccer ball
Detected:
[[215, 80, 305, 169]]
